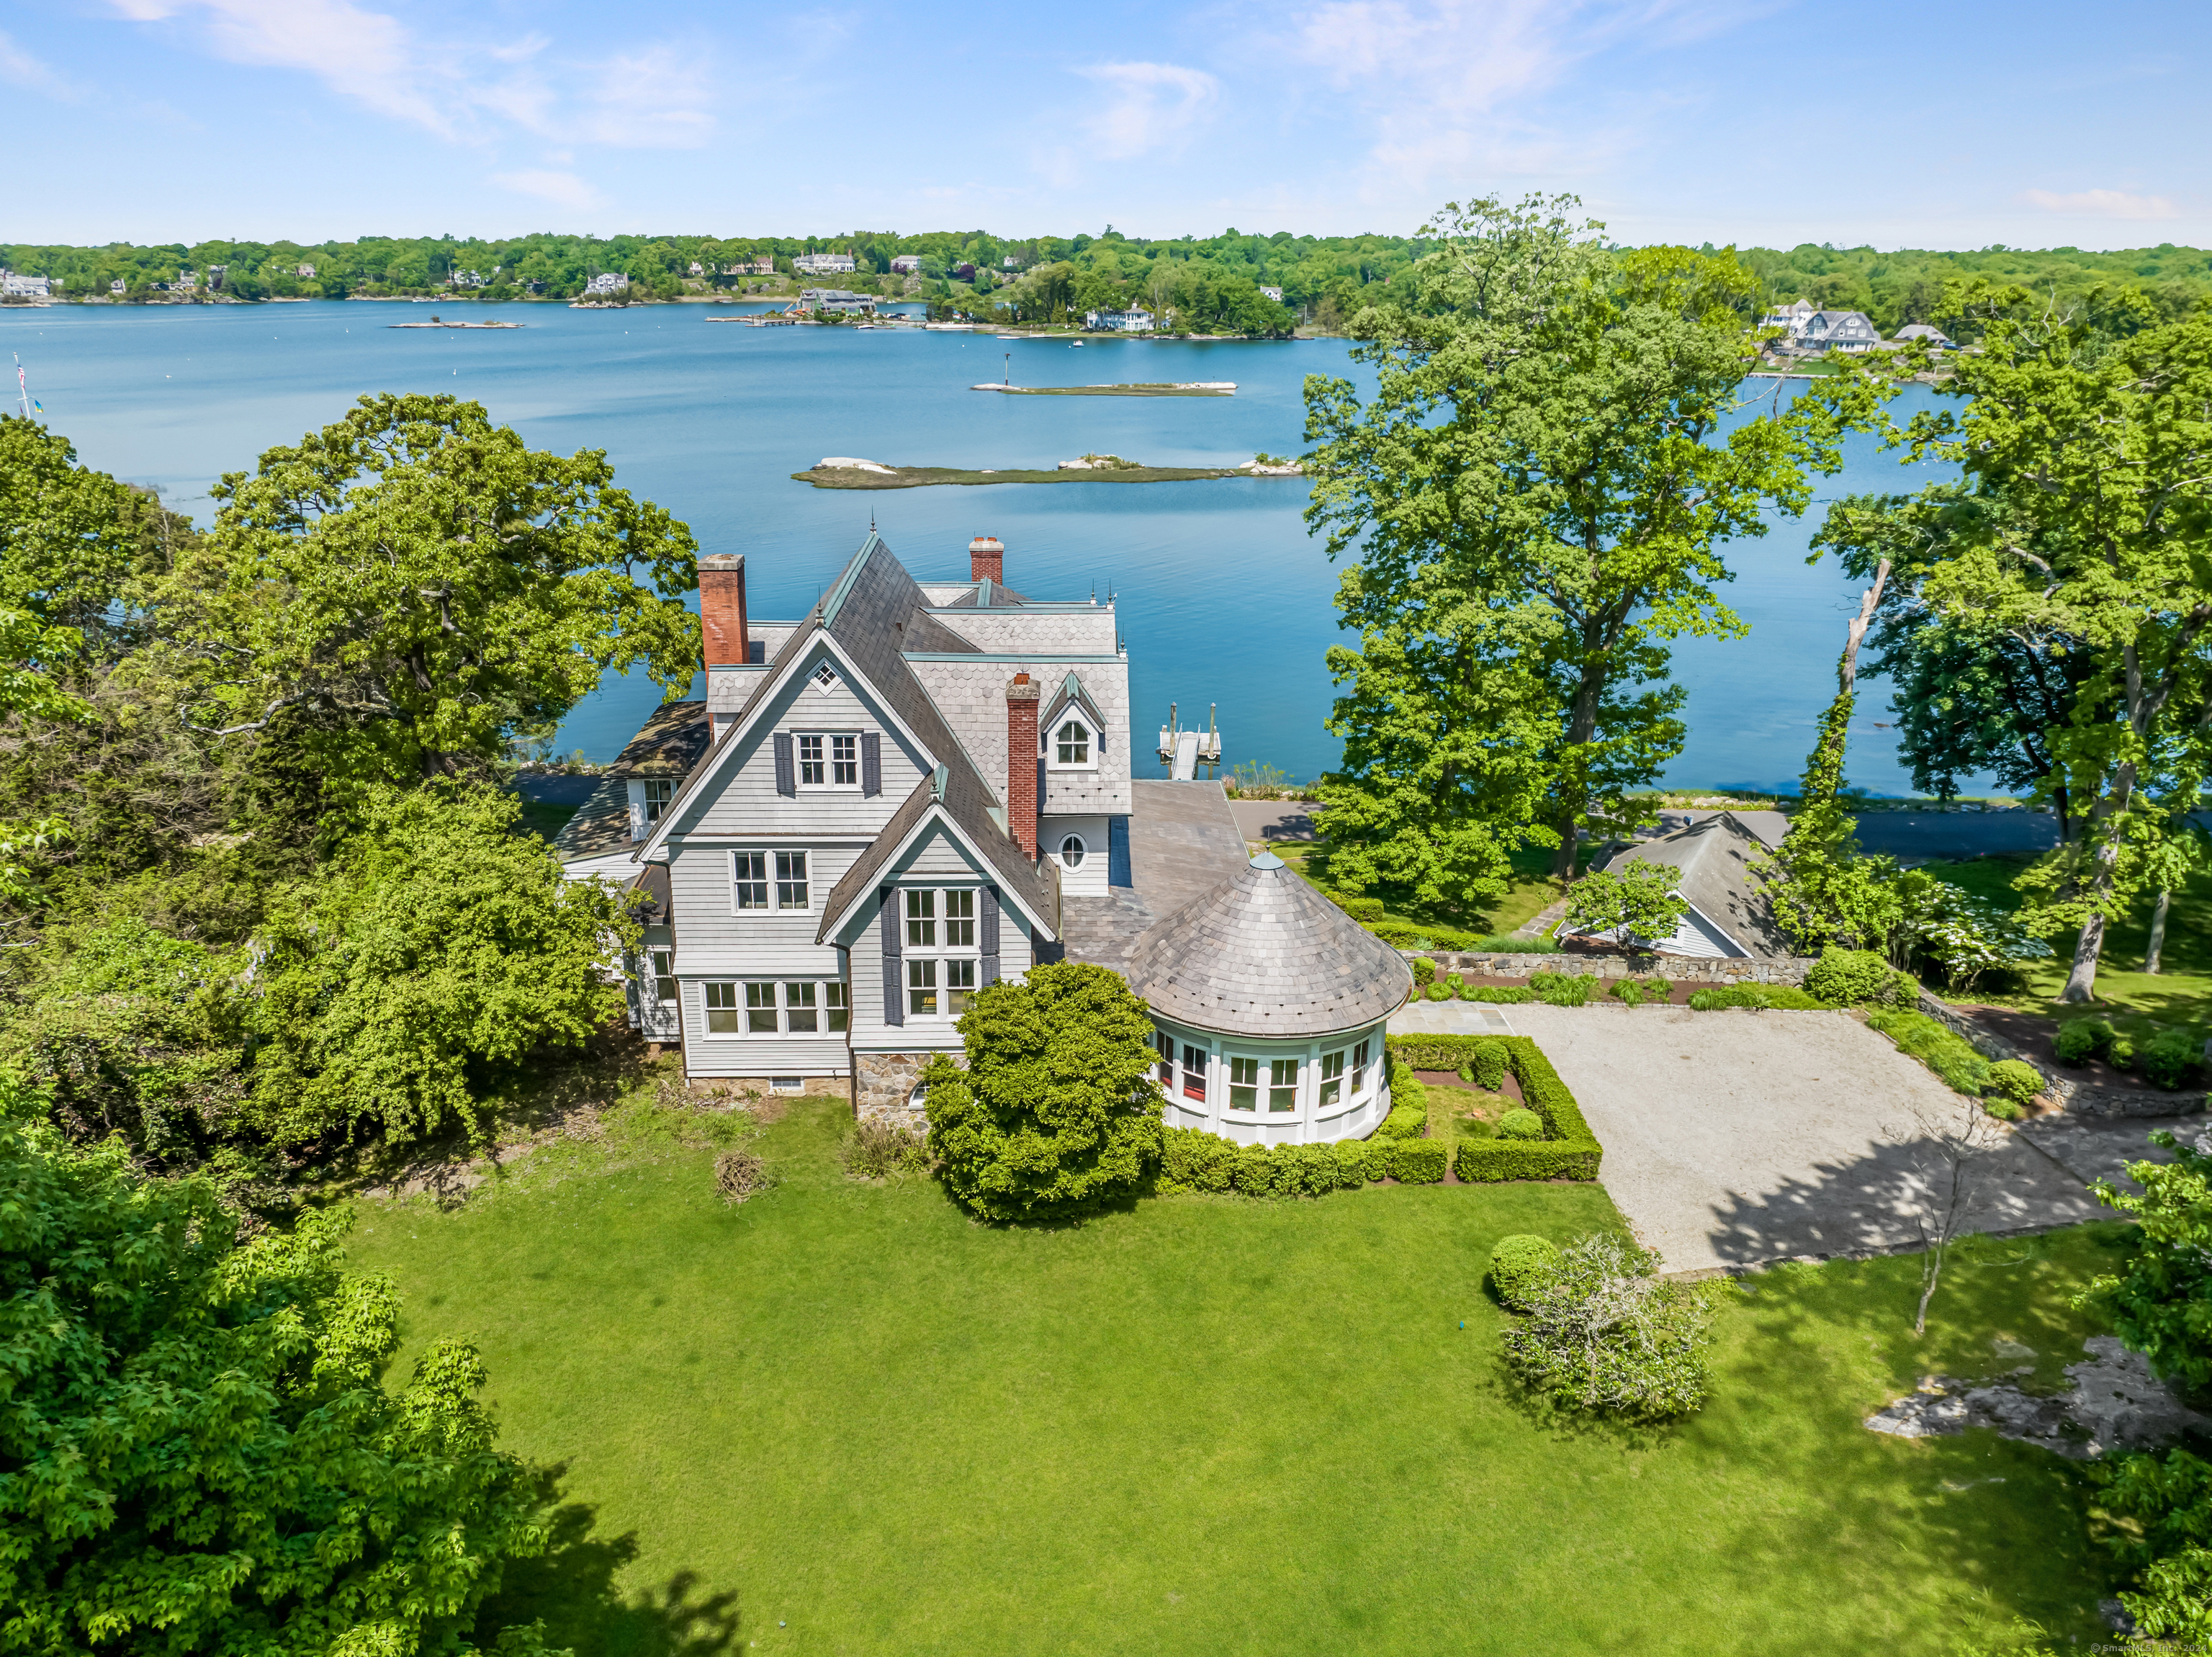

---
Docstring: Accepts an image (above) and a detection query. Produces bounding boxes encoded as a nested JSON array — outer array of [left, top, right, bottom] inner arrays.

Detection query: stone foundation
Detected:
[[685, 1074, 848, 1102], [1406, 949, 1818, 985], [854, 1050, 966, 1129]]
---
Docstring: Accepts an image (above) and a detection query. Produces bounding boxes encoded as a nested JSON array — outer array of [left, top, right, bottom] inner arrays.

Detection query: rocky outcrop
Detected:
[[1865, 1337, 2208, 1458]]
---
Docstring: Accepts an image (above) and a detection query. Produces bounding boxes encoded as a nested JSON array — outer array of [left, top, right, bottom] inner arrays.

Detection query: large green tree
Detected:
[[922, 960, 1161, 1222], [1305, 194, 1835, 889], [248, 785, 636, 1146], [0, 1085, 559, 1656], [1829, 284, 2212, 1000], [172, 394, 701, 786]]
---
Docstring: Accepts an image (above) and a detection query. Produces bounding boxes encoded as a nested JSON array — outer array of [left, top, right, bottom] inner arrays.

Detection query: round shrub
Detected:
[[2054, 1018, 2113, 1067], [1458, 1038, 1508, 1092], [1496, 1108, 1543, 1140], [1806, 946, 1915, 1008], [1985, 1059, 2044, 1109], [1983, 1097, 2022, 1121], [1424, 980, 1451, 1002], [2141, 1028, 2203, 1092], [1488, 1234, 1563, 1309], [1410, 954, 1437, 987]]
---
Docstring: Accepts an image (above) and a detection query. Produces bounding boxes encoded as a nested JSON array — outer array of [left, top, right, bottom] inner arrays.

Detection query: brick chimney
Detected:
[[698, 553, 750, 670], [970, 536, 1004, 585], [1006, 673, 1040, 859]]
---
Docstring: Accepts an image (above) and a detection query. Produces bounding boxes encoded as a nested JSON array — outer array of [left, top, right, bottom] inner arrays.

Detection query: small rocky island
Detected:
[[795, 454, 1303, 489], [971, 381, 1236, 396]]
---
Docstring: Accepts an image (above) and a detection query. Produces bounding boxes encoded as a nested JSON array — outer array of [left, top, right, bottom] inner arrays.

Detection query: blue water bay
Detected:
[[1, 300, 1969, 795]]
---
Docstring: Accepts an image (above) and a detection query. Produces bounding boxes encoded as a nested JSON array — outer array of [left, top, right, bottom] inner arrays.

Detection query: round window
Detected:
[[1059, 833, 1087, 869]]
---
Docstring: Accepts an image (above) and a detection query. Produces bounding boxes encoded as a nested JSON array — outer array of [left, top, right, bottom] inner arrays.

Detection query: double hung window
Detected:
[[775, 851, 809, 910], [795, 732, 859, 789], [642, 779, 675, 823], [1156, 1030, 1175, 1090], [1350, 1039, 1372, 1095], [701, 979, 848, 1036], [1228, 1056, 1259, 1111], [904, 887, 979, 1017], [649, 948, 677, 1005], [1318, 1049, 1346, 1108], [1180, 1043, 1208, 1102], [733, 853, 769, 910], [1268, 1059, 1299, 1113]]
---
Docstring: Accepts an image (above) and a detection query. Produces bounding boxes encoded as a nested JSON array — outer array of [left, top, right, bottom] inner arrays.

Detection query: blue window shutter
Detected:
[[773, 732, 796, 796], [861, 731, 882, 797], [880, 886, 903, 1025], [980, 884, 1001, 984]]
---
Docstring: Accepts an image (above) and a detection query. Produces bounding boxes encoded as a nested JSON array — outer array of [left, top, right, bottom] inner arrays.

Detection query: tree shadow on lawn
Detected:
[[475, 1465, 743, 1657]]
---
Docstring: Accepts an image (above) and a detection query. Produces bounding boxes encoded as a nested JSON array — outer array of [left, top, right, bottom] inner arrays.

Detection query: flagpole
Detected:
[[13, 354, 27, 419]]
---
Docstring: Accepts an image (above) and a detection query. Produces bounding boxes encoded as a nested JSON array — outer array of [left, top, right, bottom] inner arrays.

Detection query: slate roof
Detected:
[[552, 699, 711, 861], [1594, 810, 1794, 961], [1120, 851, 1413, 1039]]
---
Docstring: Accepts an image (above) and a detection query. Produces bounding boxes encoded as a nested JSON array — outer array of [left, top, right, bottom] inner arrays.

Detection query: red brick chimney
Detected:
[[698, 553, 750, 670], [970, 536, 1004, 585], [1006, 673, 1040, 859]]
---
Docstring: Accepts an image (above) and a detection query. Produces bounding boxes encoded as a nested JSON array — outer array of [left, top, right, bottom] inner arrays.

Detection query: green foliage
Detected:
[[1864, 1009, 1995, 1097], [1487, 1234, 1562, 1308], [1409, 953, 1437, 986], [248, 785, 635, 1145], [925, 961, 1162, 1222], [1566, 864, 1691, 949], [1461, 984, 1537, 1004], [1392, 1036, 1605, 1184], [186, 394, 701, 787], [0, 1082, 556, 1655], [1685, 982, 1828, 1010], [1156, 1126, 1373, 1200], [1497, 1108, 1542, 1140], [2140, 1028, 2203, 1092], [1424, 980, 1452, 1001], [1460, 1038, 1508, 1091], [843, 1118, 931, 1179], [1306, 196, 1838, 886], [1804, 946, 1917, 1007], [1390, 1139, 1448, 1184], [2053, 1018, 2114, 1067], [1497, 1232, 1714, 1418], [1985, 1059, 2046, 1108], [1530, 969, 1596, 1007], [1611, 975, 1671, 1007]]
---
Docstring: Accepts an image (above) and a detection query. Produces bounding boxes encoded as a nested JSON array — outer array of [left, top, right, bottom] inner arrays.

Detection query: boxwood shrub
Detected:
[[1392, 1139, 1448, 1183], [1985, 1058, 2044, 1108], [1388, 1034, 1604, 1183], [1488, 1234, 1563, 1308], [2140, 1028, 2203, 1091], [1410, 954, 1437, 987], [1459, 1038, 1509, 1091], [2054, 1017, 2114, 1067], [1804, 945, 1917, 1008]]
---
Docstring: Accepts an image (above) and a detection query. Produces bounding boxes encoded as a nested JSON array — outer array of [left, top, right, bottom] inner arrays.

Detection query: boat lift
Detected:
[[1158, 703, 1223, 781]]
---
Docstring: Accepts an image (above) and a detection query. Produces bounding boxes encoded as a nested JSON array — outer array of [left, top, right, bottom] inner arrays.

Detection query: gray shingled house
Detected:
[[1560, 811, 1794, 961], [556, 531, 1395, 1132]]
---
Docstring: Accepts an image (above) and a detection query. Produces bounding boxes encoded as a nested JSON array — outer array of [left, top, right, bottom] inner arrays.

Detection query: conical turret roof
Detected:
[[1123, 853, 1413, 1039]]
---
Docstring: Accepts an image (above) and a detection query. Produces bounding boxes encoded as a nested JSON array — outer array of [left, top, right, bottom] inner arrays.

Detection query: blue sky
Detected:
[[4, 0, 2205, 249]]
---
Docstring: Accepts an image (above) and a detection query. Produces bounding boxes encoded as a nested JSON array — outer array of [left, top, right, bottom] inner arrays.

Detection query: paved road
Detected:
[[1393, 999, 2106, 1275]]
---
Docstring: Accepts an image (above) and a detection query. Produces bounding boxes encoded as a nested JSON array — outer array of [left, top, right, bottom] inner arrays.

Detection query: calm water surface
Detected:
[[0, 301, 1966, 794]]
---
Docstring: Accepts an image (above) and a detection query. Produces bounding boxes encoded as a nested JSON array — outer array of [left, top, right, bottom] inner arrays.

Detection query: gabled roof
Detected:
[[1041, 672, 1109, 747], [1121, 851, 1411, 1039], [629, 534, 1059, 932], [815, 763, 1058, 943], [936, 576, 1032, 609], [1591, 811, 1794, 961], [552, 699, 711, 863]]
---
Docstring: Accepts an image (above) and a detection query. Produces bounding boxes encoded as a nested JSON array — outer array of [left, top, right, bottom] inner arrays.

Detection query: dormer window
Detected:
[[1051, 718, 1093, 768], [642, 780, 674, 822]]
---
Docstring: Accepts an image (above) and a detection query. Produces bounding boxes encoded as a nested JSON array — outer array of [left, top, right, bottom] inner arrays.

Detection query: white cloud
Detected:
[[581, 47, 714, 148], [0, 29, 91, 101], [1079, 61, 1220, 158], [112, 0, 449, 130], [2022, 187, 2177, 221], [493, 169, 601, 210]]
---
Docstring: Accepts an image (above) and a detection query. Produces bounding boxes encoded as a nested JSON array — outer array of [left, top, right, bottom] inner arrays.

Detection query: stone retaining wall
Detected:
[[1915, 992, 2205, 1120], [854, 1050, 968, 1128], [1405, 949, 1818, 985]]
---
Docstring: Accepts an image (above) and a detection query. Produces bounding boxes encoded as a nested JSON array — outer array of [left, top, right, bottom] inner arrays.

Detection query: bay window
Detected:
[[904, 886, 979, 1018]]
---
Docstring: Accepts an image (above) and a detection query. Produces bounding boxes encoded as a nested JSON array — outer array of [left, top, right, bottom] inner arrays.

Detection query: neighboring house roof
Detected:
[[552, 699, 711, 863], [1581, 811, 1794, 961], [1122, 852, 1412, 1039], [1893, 323, 1952, 343]]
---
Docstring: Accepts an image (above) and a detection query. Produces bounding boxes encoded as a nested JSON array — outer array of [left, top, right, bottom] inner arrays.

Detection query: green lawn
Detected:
[[1271, 842, 1574, 946], [345, 1088, 2132, 1656], [1933, 855, 2211, 1038]]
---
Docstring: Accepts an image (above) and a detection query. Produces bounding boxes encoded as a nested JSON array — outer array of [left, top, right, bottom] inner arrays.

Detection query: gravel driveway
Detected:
[[1393, 1000, 2118, 1275]]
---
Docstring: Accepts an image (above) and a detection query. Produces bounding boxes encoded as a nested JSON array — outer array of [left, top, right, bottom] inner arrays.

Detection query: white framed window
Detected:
[[1057, 832, 1087, 870], [1318, 1048, 1346, 1108], [1179, 1043, 1208, 1103], [733, 853, 769, 910], [1351, 1038, 1372, 1094], [1268, 1058, 1299, 1113], [699, 979, 849, 1036], [776, 851, 809, 910], [649, 948, 677, 1004], [1048, 716, 1096, 770], [904, 886, 979, 1018], [795, 732, 859, 789], [642, 779, 675, 823], [1228, 1055, 1259, 1112], [772, 1075, 804, 1093], [1156, 1030, 1175, 1090], [811, 663, 840, 694]]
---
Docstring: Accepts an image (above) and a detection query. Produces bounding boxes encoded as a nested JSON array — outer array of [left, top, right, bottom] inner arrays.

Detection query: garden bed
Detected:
[[1954, 1005, 2164, 1093]]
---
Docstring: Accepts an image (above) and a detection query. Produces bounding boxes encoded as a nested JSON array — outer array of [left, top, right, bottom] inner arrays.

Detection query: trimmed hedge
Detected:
[[1459, 1038, 1508, 1091], [1392, 1139, 1448, 1184], [1387, 1034, 1604, 1183], [1497, 1108, 1542, 1140], [1159, 1126, 1370, 1198]]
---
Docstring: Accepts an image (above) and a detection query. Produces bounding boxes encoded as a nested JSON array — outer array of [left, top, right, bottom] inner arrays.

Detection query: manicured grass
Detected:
[[1932, 855, 2211, 1038], [1272, 841, 1574, 945], [343, 1088, 2131, 1656]]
